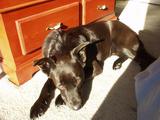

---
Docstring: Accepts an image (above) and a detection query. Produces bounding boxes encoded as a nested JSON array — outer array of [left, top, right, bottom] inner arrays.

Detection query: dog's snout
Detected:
[[71, 98, 82, 110], [73, 102, 81, 110]]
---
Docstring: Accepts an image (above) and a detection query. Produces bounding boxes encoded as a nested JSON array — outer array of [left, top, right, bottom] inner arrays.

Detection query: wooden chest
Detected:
[[0, 0, 116, 85]]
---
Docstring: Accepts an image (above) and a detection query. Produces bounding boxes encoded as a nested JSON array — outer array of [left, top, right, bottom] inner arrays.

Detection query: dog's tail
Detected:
[[134, 39, 156, 71]]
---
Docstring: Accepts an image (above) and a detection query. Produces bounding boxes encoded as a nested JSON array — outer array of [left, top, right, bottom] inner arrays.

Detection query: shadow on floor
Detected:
[[138, 3, 160, 58], [92, 61, 140, 120], [115, 0, 129, 17], [92, 1, 160, 120], [0, 63, 5, 80], [0, 72, 6, 79]]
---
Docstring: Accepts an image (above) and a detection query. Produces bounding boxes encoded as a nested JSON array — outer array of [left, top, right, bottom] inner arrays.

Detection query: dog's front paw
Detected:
[[113, 61, 122, 70], [55, 94, 65, 107], [30, 100, 49, 119]]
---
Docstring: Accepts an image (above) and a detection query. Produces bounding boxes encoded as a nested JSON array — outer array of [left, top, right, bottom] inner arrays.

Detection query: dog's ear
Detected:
[[33, 57, 56, 75], [71, 42, 91, 67], [71, 39, 104, 67]]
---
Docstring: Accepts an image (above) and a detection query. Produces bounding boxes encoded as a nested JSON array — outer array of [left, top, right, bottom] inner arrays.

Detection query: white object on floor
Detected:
[[135, 57, 160, 120]]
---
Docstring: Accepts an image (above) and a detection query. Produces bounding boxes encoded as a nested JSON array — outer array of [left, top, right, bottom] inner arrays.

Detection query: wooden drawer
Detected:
[[85, 0, 115, 24], [0, 0, 52, 12], [15, 2, 79, 55], [0, 0, 116, 85]]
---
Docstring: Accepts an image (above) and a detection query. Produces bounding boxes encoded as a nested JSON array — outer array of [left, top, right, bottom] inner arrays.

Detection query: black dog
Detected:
[[30, 20, 155, 119]]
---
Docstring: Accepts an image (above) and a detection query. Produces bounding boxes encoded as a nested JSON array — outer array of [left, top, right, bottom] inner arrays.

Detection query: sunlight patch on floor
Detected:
[[119, 0, 150, 33]]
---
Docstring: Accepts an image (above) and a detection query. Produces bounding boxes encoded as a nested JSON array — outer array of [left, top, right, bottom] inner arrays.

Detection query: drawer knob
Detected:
[[97, 5, 108, 10], [46, 23, 63, 31]]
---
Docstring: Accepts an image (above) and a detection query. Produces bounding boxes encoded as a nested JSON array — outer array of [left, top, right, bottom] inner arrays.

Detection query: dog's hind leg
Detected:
[[30, 78, 56, 119], [113, 48, 136, 70]]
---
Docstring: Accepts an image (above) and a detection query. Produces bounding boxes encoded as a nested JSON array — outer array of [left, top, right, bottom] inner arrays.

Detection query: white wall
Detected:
[[131, 0, 160, 5]]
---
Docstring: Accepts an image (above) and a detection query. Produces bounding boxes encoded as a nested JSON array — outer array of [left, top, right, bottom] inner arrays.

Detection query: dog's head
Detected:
[[34, 42, 92, 110]]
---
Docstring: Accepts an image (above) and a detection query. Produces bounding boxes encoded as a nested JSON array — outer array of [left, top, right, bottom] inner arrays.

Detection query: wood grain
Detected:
[[0, 14, 18, 84], [85, 0, 115, 24], [15, 2, 79, 55], [0, 0, 52, 13], [0, 0, 116, 85]]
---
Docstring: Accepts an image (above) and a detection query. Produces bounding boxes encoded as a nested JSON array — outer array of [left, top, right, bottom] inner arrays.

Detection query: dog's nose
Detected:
[[70, 98, 82, 110], [73, 103, 81, 110]]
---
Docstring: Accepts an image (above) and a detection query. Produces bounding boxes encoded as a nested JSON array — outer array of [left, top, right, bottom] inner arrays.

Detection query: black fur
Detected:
[[30, 20, 155, 119]]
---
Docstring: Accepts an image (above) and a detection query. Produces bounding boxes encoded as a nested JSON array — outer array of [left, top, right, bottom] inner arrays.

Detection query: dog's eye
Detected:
[[77, 80, 81, 87], [77, 79, 81, 84], [75, 77, 81, 85], [58, 84, 65, 90]]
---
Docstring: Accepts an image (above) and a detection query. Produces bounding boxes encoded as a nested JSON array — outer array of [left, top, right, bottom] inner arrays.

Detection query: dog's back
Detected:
[[42, 20, 155, 71]]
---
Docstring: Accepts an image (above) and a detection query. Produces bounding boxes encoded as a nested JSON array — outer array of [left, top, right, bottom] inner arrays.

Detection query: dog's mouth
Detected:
[[66, 101, 82, 111], [61, 95, 82, 110]]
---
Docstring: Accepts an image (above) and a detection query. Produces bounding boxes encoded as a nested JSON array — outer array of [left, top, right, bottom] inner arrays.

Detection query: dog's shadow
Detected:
[[80, 43, 105, 106], [80, 63, 95, 107], [0, 64, 6, 80], [80, 77, 93, 107], [91, 61, 140, 120]]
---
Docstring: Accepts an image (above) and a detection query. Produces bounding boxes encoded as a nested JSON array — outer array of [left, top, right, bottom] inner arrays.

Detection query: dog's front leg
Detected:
[[30, 78, 55, 119], [55, 94, 65, 107]]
